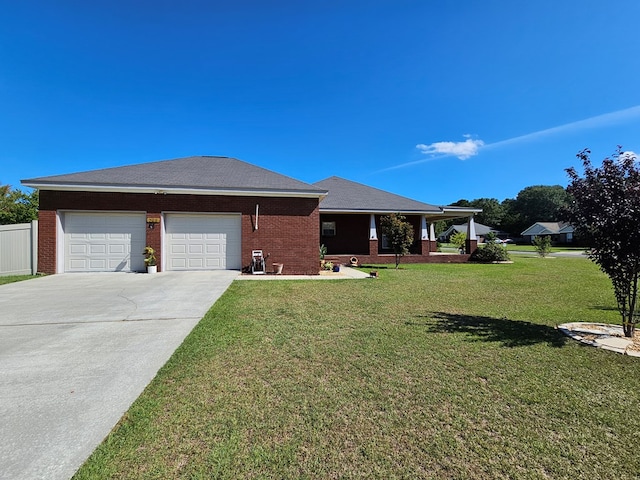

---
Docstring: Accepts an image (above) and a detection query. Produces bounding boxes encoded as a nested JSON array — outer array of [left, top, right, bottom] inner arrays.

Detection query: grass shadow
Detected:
[[590, 305, 618, 313], [408, 312, 567, 348]]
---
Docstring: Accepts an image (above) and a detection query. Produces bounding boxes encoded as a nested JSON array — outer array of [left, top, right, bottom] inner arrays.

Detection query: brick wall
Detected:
[[37, 210, 57, 274], [39, 190, 320, 275]]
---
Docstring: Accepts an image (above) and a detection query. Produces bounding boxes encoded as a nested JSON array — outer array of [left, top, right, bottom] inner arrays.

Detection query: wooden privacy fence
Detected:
[[0, 221, 38, 276]]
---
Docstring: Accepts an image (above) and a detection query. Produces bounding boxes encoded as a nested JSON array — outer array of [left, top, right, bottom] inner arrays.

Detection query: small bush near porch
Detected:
[[75, 258, 640, 479]]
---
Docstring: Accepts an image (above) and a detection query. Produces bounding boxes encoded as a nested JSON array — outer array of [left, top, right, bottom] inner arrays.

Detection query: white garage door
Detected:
[[64, 212, 146, 272], [165, 214, 241, 271]]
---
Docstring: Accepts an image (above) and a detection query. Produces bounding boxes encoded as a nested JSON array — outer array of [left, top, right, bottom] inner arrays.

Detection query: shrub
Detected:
[[470, 233, 510, 263], [450, 231, 467, 252], [533, 235, 552, 257]]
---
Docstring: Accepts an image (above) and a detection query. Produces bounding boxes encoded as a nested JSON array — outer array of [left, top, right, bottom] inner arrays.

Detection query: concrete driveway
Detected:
[[0, 270, 238, 480]]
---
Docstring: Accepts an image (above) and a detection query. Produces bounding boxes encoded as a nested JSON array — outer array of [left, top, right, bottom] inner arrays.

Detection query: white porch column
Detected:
[[369, 214, 378, 240], [467, 215, 477, 240], [429, 222, 437, 241], [420, 216, 429, 240]]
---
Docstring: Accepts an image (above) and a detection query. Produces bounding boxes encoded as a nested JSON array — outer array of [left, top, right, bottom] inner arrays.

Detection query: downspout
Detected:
[[255, 204, 259, 231]]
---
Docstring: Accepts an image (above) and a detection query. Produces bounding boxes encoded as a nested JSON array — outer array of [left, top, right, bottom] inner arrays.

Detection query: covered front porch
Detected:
[[320, 212, 480, 266], [313, 176, 481, 268]]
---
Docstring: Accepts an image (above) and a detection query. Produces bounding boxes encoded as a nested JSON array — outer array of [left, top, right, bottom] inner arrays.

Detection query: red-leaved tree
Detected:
[[566, 147, 640, 337]]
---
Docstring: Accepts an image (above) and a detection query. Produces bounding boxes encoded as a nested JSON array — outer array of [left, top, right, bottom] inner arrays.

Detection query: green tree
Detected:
[[380, 213, 414, 269], [533, 235, 552, 257], [450, 231, 467, 253], [0, 185, 39, 225], [566, 147, 640, 337], [499, 198, 523, 236], [512, 185, 570, 232], [470, 198, 505, 228]]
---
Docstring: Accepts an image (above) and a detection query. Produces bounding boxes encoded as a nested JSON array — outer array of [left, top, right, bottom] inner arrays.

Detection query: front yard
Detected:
[[75, 257, 640, 479]]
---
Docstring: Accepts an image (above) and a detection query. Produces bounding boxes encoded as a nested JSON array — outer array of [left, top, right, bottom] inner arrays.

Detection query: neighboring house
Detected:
[[438, 222, 506, 243], [521, 222, 574, 244], [313, 176, 480, 264], [22, 157, 481, 275]]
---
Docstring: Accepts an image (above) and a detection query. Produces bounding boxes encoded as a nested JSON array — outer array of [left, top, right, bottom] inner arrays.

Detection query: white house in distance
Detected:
[[438, 222, 506, 243], [521, 222, 574, 244]]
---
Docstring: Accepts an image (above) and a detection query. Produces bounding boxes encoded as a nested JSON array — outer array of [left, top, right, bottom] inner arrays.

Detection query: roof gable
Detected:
[[314, 176, 442, 213], [521, 222, 565, 236], [22, 156, 326, 197]]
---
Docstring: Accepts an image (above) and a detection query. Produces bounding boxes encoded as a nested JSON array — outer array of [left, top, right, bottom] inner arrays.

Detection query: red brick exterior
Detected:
[[466, 238, 478, 255], [37, 210, 57, 274], [38, 190, 320, 275]]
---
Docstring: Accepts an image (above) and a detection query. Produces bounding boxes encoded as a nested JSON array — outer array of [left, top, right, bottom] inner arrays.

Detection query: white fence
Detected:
[[0, 221, 38, 276]]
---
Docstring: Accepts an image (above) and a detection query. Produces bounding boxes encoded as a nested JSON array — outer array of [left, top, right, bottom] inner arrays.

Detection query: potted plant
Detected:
[[319, 244, 327, 268], [143, 246, 157, 273]]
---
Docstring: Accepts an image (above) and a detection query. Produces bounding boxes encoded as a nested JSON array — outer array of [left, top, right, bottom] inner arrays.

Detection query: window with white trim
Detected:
[[322, 221, 336, 237]]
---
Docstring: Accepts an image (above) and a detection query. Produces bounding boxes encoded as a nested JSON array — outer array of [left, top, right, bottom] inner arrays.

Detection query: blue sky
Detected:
[[2, 1, 640, 205]]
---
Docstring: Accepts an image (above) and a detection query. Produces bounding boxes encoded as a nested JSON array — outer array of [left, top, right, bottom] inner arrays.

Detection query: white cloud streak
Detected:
[[379, 105, 640, 172], [483, 105, 640, 151], [416, 137, 484, 160]]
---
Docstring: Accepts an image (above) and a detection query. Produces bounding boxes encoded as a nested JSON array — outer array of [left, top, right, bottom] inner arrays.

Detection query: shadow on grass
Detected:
[[408, 312, 567, 348], [591, 305, 618, 313]]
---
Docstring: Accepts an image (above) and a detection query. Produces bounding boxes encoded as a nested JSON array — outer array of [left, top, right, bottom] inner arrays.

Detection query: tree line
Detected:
[[0, 185, 39, 225], [437, 184, 570, 237]]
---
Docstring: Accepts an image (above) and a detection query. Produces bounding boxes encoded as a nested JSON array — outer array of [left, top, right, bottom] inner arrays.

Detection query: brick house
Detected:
[[22, 156, 480, 275]]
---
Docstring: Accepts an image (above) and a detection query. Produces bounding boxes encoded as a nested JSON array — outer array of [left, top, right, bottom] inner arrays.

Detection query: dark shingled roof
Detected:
[[22, 156, 326, 195], [314, 176, 442, 213]]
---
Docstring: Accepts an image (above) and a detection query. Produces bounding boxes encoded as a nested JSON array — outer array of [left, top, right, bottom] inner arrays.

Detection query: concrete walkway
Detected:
[[236, 266, 370, 280], [0, 271, 238, 480]]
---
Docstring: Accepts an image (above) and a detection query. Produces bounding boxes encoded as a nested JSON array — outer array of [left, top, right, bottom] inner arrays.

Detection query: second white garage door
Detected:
[[165, 214, 241, 271]]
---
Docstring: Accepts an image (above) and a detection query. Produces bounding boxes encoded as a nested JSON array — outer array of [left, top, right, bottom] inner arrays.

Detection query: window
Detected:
[[381, 234, 390, 249], [322, 221, 336, 237]]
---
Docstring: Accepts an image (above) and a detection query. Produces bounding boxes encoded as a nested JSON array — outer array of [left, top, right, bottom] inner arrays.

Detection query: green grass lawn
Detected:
[[74, 257, 640, 479], [505, 244, 587, 253], [0, 274, 37, 285], [439, 242, 586, 254]]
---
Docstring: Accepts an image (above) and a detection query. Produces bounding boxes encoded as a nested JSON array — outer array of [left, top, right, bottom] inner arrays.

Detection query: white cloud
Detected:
[[416, 137, 484, 160]]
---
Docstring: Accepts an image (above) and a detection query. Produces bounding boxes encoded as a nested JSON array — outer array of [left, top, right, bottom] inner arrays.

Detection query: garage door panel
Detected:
[[188, 245, 204, 254], [171, 258, 187, 269], [206, 258, 222, 268], [170, 245, 186, 254], [108, 244, 125, 254], [69, 259, 87, 270], [90, 259, 107, 269], [90, 244, 106, 254], [166, 214, 240, 271], [188, 258, 204, 268], [64, 213, 146, 273], [205, 244, 221, 254]]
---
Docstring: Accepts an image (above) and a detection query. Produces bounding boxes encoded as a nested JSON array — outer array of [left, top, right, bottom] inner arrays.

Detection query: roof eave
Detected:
[[319, 207, 444, 215], [441, 207, 483, 214], [22, 182, 328, 199]]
